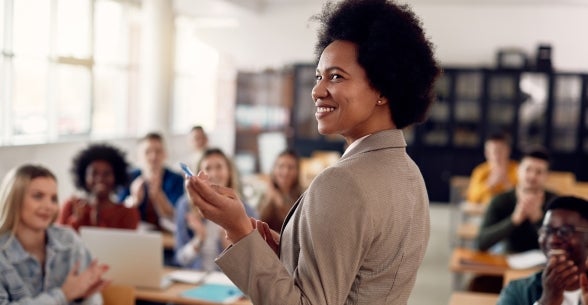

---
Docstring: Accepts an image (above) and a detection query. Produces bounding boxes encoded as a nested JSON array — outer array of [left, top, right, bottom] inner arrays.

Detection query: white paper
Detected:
[[167, 270, 207, 284], [506, 249, 546, 269], [204, 271, 238, 286]]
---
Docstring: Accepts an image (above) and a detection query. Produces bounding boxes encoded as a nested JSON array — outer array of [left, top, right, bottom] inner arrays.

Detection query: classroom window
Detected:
[[0, 0, 141, 145], [172, 16, 219, 134]]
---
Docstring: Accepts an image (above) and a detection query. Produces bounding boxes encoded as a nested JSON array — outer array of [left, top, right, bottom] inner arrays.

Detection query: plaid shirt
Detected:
[[0, 226, 101, 305]]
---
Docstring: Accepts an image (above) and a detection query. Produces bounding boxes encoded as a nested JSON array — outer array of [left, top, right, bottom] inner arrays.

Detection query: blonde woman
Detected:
[[0, 164, 108, 304]]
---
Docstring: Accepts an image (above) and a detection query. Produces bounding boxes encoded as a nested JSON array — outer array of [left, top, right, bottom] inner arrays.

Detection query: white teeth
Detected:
[[317, 107, 335, 113]]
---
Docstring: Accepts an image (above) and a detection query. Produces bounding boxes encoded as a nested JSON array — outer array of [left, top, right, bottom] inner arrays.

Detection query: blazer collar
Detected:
[[340, 129, 406, 162]]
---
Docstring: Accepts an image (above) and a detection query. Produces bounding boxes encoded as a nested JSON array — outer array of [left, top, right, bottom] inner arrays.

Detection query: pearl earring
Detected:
[[377, 100, 383, 105]]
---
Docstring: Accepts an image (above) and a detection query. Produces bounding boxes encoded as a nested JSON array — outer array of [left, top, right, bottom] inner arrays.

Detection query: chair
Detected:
[[503, 268, 539, 287], [101, 283, 135, 305], [570, 182, 588, 200], [545, 171, 576, 194]]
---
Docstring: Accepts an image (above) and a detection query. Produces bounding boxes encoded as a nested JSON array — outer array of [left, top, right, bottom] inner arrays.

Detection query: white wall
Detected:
[[189, 1, 588, 72]]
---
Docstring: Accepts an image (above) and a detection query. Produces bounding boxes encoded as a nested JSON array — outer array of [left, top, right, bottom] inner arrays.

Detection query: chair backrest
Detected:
[[502, 269, 538, 287], [545, 171, 576, 194], [101, 283, 135, 305], [570, 182, 588, 200]]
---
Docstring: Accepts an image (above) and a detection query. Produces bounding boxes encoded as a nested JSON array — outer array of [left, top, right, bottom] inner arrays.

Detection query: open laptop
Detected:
[[79, 227, 172, 290]]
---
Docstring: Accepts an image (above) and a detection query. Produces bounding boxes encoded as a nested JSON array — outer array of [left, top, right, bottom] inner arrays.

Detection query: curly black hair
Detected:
[[314, 0, 441, 129], [71, 143, 130, 192]]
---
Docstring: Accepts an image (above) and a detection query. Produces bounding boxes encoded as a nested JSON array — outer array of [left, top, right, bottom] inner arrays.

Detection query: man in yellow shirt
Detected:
[[466, 133, 518, 204]]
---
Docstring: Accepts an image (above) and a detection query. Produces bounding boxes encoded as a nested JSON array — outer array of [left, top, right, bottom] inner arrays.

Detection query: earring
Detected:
[[377, 100, 383, 105]]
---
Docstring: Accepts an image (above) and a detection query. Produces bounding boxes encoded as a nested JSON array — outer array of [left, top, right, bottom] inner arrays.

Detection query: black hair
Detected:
[[522, 146, 550, 164], [486, 131, 511, 144], [313, 0, 441, 128], [546, 196, 588, 222], [71, 143, 129, 192], [191, 126, 205, 133]]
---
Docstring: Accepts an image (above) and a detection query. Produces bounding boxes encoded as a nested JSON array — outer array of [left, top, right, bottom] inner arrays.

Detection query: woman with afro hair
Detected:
[[59, 143, 139, 231], [185, 0, 440, 304]]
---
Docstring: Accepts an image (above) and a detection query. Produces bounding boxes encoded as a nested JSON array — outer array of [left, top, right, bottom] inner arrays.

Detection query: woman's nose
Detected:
[[312, 81, 327, 101]]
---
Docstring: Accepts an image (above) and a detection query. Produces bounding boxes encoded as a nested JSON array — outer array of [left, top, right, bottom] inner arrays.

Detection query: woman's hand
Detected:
[[61, 260, 110, 301], [185, 171, 253, 243], [251, 218, 280, 255]]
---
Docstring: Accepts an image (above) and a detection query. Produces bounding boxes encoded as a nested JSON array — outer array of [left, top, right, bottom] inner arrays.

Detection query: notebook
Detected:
[[79, 227, 172, 290], [179, 271, 244, 303]]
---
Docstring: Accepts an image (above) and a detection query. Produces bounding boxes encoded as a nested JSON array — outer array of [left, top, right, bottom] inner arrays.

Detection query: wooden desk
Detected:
[[460, 202, 487, 218], [449, 247, 542, 290], [162, 232, 175, 250], [450, 247, 509, 276], [135, 269, 252, 305], [448, 292, 499, 305], [456, 223, 479, 241]]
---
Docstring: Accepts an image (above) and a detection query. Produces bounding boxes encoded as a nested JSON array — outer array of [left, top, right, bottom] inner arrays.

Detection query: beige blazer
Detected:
[[217, 129, 430, 305]]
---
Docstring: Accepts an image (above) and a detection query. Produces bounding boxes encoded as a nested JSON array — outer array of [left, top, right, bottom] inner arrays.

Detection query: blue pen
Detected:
[[179, 162, 194, 177]]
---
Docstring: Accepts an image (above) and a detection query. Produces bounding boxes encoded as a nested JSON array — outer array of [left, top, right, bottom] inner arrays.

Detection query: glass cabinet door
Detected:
[[551, 75, 582, 152], [292, 65, 318, 139], [453, 71, 483, 148], [420, 73, 451, 146], [584, 76, 588, 153], [486, 72, 519, 139], [518, 72, 549, 151]]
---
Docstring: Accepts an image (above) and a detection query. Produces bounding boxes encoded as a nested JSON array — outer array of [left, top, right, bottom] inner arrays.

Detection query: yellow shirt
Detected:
[[466, 160, 518, 204]]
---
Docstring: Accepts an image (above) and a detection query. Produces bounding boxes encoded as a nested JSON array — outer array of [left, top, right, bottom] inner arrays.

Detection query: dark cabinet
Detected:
[[409, 68, 588, 202], [289, 65, 588, 202]]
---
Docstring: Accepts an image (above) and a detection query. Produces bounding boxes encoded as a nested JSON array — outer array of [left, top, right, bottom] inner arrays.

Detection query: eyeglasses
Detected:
[[539, 225, 588, 239]]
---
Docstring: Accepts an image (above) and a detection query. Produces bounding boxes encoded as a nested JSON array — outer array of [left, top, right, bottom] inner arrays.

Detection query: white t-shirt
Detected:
[[533, 289, 581, 305]]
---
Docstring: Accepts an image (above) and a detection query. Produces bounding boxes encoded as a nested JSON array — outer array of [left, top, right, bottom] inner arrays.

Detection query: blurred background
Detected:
[[1, 0, 588, 201]]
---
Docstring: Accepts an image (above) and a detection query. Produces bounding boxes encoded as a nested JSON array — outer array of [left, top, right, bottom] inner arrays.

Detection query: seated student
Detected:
[[470, 148, 555, 293], [118, 132, 184, 232], [476, 148, 556, 254], [497, 196, 588, 305], [188, 125, 208, 170], [59, 143, 139, 231], [466, 132, 518, 205], [0, 164, 108, 304], [174, 148, 257, 271], [258, 149, 304, 232]]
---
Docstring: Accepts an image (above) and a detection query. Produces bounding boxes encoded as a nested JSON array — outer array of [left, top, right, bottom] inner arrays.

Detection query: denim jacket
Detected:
[[0, 226, 102, 305]]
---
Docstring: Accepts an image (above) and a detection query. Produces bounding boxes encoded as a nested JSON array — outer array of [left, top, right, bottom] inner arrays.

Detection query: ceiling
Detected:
[[176, 0, 588, 17]]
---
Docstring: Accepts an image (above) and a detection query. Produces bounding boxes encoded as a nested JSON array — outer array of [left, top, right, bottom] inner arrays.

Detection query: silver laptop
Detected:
[[79, 227, 171, 290]]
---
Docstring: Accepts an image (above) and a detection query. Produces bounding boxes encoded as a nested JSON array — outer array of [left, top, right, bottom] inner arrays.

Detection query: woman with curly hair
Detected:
[[185, 0, 440, 304], [59, 143, 139, 231]]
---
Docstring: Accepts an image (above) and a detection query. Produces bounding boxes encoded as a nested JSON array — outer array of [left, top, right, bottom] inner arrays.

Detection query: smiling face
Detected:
[[517, 156, 549, 192], [312, 40, 394, 143], [199, 153, 231, 188], [139, 138, 166, 172], [18, 177, 59, 232], [190, 128, 208, 151], [85, 160, 115, 198], [539, 209, 588, 286], [485, 140, 510, 168], [272, 154, 299, 192]]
